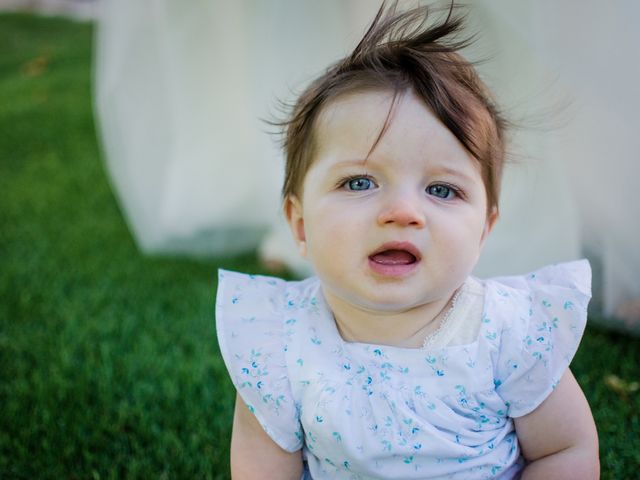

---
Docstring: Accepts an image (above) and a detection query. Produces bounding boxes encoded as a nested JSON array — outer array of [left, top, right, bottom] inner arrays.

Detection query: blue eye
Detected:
[[345, 177, 373, 191], [427, 184, 456, 199]]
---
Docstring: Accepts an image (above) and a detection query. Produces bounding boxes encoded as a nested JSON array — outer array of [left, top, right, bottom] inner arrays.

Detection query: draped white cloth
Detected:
[[94, 1, 639, 329], [470, 0, 640, 330], [95, 0, 380, 256]]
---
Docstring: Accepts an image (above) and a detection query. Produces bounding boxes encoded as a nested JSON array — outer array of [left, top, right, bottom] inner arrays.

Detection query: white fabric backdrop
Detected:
[[94, 0, 639, 328], [95, 0, 379, 256], [471, 0, 640, 329]]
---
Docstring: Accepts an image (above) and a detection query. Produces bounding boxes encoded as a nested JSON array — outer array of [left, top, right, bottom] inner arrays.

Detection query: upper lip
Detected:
[[368, 241, 422, 261]]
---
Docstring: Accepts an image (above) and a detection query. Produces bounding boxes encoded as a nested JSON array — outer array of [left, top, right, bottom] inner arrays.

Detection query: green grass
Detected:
[[0, 13, 639, 479]]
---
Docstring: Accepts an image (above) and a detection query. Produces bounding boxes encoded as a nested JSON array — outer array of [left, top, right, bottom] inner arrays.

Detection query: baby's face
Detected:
[[286, 90, 496, 313]]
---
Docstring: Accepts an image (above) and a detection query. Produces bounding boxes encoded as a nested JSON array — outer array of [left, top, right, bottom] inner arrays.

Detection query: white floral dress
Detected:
[[216, 260, 591, 479]]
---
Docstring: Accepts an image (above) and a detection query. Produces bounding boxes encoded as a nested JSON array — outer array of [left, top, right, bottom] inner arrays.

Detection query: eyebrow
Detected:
[[329, 158, 477, 183], [327, 159, 369, 172], [429, 165, 478, 183]]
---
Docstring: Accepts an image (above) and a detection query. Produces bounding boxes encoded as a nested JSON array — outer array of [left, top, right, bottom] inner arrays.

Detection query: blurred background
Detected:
[[1, 0, 638, 478]]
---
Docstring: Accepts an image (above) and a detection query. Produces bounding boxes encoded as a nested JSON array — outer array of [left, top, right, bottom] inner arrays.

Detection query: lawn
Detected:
[[1, 13, 639, 479]]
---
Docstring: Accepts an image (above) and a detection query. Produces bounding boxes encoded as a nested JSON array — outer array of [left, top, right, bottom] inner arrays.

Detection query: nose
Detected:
[[377, 192, 426, 228]]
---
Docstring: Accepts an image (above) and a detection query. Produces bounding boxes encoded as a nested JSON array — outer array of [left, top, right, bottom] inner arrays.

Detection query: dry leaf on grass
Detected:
[[604, 374, 639, 397]]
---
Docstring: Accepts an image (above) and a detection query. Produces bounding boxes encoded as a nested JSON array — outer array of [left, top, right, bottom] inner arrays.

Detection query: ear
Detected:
[[480, 206, 499, 249], [284, 195, 307, 257]]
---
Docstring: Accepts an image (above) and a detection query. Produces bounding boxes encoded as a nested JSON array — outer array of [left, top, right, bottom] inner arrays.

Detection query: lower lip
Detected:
[[368, 257, 419, 277]]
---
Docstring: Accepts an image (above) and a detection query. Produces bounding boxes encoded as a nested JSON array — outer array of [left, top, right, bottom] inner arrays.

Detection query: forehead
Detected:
[[312, 89, 480, 175]]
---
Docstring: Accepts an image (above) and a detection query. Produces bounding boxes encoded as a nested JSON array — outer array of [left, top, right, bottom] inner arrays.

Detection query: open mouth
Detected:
[[370, 249, 418, 265], [368, 242, 421, 274]]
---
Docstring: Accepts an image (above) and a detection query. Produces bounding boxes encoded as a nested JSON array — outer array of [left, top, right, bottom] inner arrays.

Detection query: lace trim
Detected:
[[422, 283, 465, 350]]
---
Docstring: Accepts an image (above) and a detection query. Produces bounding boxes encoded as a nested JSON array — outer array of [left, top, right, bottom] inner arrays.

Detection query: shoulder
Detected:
[[215, 269, 323, 357], [484, 259, 591, 301], [480, 260, 592, 417], [216, 269, 321, 318], [215, 270, 322, 452], [481, 259, 591, 333]]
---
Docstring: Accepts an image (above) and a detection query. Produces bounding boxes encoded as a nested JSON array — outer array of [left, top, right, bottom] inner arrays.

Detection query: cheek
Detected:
[[431, 210, 487, 254], [304, 205, 365, 255]]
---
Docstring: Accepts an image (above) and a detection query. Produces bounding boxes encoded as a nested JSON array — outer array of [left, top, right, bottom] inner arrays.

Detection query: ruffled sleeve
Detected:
[[215, 269, 303, 452], [488, 260, 592, 418]]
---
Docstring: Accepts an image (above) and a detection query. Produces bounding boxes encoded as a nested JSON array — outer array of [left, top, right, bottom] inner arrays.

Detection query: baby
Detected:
[[216, 3, 599, 479]]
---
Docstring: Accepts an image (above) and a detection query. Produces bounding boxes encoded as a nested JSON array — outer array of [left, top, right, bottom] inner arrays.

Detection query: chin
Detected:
[[355, 291, 427, 313]]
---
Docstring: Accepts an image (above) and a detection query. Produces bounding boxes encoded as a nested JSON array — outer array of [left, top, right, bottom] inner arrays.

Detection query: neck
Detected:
[[322, 287, 458, 349]]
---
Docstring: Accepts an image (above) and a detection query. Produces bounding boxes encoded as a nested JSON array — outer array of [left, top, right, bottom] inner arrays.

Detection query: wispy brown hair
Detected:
[[279, 1, 507, 212]]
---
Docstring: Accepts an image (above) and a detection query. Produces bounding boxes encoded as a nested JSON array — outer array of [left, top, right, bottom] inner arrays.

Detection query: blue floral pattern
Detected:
[[216, 260, 591, 479]]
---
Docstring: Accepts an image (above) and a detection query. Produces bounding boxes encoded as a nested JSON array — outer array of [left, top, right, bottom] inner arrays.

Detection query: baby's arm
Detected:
[[230, 393, 304, 479], [514, 369, 599, 479]]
